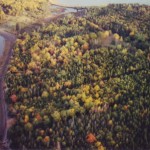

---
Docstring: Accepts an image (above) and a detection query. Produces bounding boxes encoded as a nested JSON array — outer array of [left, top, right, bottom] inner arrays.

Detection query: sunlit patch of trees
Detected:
[[0, 0, 49, 22]]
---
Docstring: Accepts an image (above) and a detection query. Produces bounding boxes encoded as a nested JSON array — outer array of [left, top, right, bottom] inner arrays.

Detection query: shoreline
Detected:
[[0, 30, 16, 149], [0, 30, 16, 76]]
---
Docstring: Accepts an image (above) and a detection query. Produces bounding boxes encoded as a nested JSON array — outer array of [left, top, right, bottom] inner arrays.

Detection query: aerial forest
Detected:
[[2, 3, 150, 150]]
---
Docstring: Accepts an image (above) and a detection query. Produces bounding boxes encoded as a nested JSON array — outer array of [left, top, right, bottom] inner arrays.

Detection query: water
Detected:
[[64, 8, 77, 13], [50, 5, 77, 15], [57, 0, 150, 6], [0, 35, 5, 56]]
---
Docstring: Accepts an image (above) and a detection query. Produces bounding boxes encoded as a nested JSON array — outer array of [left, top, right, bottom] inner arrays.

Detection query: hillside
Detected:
[[0, 0, 51, 32], [0, 0, 49, 17]]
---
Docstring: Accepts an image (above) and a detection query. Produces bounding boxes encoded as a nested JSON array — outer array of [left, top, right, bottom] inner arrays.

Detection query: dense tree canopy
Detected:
[[3, 4, 150, 150]]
